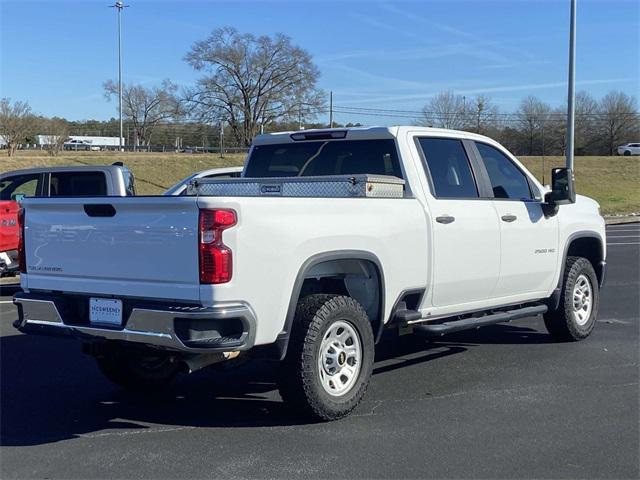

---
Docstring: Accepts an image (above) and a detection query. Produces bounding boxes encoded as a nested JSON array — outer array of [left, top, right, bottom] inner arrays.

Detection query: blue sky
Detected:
[[1, 0, 638, 125]]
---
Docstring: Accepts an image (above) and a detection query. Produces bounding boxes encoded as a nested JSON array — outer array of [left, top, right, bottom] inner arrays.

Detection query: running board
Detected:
[[413, 305, 548, 337]]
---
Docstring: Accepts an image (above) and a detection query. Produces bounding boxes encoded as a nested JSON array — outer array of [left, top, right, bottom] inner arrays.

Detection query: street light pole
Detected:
[[110, 1, 128, 151], [566, 0, 577, 171]]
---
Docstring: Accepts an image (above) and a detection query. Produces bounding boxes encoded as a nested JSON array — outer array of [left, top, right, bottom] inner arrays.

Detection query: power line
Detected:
[[333, 105, 639, 119]]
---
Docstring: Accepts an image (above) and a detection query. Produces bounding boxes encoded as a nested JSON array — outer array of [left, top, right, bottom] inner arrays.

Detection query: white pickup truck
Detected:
[[14, 127, 606, 421]]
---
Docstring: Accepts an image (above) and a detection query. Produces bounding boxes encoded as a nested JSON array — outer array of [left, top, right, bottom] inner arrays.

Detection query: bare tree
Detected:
[[0, 98, 35, 156], [104, 79, 181, 147], [465, 95, 499, 134], [420, 91, 465, 129], [184, 27, 325, 147], [40, 117, 70, 156], [597, 91, 639, 155], [572, 91, 599, 154], [516, 96, 552, 155]]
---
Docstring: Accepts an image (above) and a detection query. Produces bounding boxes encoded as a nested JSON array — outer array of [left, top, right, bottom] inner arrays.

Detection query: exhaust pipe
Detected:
[[181, 351, 241, 374]]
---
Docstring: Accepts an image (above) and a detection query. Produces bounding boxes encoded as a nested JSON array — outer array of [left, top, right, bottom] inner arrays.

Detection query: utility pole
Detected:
[[298, 69, 303, 130], [219, 120, 224, 159], [566, 0, 577, 171], [329, 91, 333, 128], [462, 95, 466, 127], [109, 1, 128, 151]]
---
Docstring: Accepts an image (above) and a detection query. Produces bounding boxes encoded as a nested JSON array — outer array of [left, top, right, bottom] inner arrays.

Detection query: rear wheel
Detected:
[[278, 294, 374, 421], [96, 346, 180, 391], [544, 256, 599, 341]]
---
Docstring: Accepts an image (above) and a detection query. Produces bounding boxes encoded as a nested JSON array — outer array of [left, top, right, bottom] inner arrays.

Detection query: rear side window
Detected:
[[49, 172, 107, 196], [418, 138, 478, 198], [244, 139, 403, 178], [475, 143, 532, 200]]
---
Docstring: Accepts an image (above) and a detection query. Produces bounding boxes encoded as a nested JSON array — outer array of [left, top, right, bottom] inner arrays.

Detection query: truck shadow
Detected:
[[0, 282, 21, 296], [0, 321, 550, 446]]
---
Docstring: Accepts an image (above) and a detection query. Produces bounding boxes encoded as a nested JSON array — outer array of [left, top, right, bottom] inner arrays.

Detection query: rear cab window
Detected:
[[122, 169, 136, 196], [49, 172, 107, 196], [244, 139, 403, 179], [0, 174, 44, 200]]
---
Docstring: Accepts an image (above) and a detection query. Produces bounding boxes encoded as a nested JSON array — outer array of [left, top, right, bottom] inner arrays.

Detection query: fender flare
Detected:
[[273, 250, 385, 360], [547, 231, 605, 311]]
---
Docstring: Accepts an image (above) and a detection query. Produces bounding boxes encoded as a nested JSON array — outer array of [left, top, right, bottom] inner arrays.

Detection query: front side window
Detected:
[[49, 172, 107, 196], [244, 139, 403, 178], [418, 138, 478, 198], [475, 143, 533, 200]]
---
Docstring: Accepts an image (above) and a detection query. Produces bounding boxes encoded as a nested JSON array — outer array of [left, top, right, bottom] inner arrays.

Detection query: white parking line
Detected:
[[0, 300, 14, 304]]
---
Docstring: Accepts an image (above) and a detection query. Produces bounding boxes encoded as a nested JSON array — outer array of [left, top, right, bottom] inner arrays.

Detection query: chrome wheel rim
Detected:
[[317, 320, 362, 397], [572, 274, 593, 326]]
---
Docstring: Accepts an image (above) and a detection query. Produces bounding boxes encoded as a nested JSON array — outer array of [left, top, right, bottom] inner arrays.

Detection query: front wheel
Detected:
[[544, 256, 599, 341], [623, 150, 631, 156], [278, 294, 375, 421]]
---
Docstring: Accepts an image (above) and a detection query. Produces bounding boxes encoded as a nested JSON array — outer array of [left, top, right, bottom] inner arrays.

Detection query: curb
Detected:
[[604, 216, 639, 225]]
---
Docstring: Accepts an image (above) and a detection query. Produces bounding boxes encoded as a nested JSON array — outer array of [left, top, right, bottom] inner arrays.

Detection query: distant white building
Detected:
[[35, 135, 125, 146]]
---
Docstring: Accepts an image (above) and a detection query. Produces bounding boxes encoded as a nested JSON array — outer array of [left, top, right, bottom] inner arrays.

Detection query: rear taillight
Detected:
[[199, 209, 236, 284], [17, 208, 25, 273]]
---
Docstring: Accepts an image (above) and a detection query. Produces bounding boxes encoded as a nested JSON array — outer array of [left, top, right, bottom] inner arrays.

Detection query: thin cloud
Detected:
[[335, 78, 636, 106], [378, 1, 540, 63], [481, 60, 554, 70]]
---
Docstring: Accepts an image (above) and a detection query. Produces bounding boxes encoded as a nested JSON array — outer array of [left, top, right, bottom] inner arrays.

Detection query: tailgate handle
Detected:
[[84, 204, 116, 217]]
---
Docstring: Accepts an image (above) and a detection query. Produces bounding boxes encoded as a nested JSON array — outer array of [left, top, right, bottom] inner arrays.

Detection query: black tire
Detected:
[[623, 150, 631, 156], [544, 256, 599, 341], [96, 347, 181, 391], [278, 294, 375, 421]]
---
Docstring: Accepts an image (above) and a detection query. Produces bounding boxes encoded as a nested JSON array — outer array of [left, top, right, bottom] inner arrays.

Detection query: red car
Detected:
[[0, 200, 19, 275]]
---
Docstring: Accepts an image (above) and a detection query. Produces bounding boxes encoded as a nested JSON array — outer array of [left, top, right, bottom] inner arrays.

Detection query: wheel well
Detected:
[[267, 253, 385, 361], [300, 258, 382, 332], [567, 236, 604, 284]]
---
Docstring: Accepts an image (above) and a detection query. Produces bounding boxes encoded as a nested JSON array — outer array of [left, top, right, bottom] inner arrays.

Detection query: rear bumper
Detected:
[[13, 292, 256, 354], [0, 250, 19, 275]]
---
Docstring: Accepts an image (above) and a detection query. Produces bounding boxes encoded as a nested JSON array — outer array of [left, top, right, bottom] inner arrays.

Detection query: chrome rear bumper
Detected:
[[13, 292, 256, 354]]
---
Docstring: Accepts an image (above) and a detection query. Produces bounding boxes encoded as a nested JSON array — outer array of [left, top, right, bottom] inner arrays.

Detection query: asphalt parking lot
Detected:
[[1, 224, 638, 479]]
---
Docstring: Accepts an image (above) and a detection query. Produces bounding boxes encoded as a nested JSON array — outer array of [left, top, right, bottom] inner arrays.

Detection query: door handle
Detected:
[[501, 214, 517, 223], [436, 215, 455, 224]]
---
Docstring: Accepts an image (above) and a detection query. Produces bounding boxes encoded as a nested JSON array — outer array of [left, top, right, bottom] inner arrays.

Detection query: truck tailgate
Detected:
[[22, 196, 201, 301]]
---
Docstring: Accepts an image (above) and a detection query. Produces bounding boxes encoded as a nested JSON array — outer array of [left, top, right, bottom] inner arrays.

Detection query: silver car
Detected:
[[164, 167, 243, 195]]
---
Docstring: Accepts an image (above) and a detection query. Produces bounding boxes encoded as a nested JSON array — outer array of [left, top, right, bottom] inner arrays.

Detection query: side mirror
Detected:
[[11, 193, 25, 203], [546, 167, 576, 205]]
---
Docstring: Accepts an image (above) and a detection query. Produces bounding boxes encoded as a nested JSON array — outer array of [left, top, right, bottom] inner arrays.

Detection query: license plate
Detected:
[[89, 298, 123, 326]]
